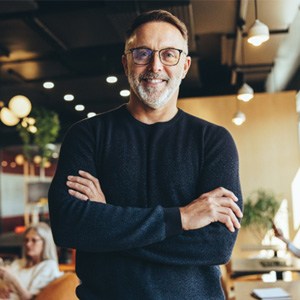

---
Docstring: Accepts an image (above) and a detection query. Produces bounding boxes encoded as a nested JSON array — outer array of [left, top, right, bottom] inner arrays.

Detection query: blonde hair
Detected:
[[23, 222, 58, 263]]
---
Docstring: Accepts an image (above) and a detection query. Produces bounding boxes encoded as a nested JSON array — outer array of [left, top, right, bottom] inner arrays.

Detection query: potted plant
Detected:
[[242, 189, 280, 242], [17, 107, 60, 177]]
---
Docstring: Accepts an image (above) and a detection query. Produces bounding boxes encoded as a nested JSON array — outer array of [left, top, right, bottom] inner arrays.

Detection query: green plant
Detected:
[[17, 107, 60, 166], [242, 189, 280, 241]]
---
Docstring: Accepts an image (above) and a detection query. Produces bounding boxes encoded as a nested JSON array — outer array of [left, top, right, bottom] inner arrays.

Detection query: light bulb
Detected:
[[8, 95, 32, 118], [0, 107, 19, 126], [237, 83, 254, 102], [232, 111, 246, 126], [247, 20, 269, 47]]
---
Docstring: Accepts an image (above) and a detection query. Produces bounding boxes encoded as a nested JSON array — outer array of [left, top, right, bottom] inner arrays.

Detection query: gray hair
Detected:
[[126, 10, 188, 41], [125, 10, 188, 51], [23, 222, 58, 263]]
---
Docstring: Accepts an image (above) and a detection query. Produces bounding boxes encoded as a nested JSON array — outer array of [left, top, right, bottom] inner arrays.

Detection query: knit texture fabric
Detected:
[[48, 104, 243, 300]]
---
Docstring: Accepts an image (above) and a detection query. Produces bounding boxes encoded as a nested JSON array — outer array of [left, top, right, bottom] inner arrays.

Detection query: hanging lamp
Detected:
[[247, 0, 269, 46]]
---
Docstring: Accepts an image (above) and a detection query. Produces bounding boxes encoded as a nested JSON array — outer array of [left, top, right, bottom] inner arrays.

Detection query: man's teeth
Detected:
[[144, 79, 163, 83]]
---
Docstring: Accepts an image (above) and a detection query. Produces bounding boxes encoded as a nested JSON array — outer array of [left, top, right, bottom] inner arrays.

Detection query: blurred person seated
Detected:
[[273, 223, 300, 258], [0, 222, 63, 300]]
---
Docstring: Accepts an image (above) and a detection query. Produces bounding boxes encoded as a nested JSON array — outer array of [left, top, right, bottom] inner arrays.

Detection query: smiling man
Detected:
[[49, 10, 243, 300]]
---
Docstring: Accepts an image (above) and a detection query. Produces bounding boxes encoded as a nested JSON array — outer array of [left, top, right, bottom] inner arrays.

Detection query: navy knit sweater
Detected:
[[48, 104, 242, 300]]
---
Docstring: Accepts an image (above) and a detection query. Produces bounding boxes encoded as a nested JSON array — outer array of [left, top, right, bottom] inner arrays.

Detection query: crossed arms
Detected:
[[48, 121, 243, 266]]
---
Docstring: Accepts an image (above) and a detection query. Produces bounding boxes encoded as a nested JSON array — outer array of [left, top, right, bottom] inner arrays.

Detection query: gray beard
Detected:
[[128, 71, 182, 109]]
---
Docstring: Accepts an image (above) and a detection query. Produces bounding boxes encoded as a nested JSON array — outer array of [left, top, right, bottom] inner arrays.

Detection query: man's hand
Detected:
[[66, 170, 106, 203], [179, 187, 242, 232]]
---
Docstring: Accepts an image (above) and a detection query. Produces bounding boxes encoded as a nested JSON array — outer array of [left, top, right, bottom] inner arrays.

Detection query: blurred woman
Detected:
[[273, 223, 300, 258], [0, 222, 62, 299]]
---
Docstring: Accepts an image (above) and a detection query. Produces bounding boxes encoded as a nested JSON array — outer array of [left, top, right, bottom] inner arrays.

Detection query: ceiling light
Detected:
[[237, 83, 254, 102], [43, 81, 55, 89], [87, 112, 96, 118], [106, 76, 118, 83], [64, 94, 74, 101], [8, 95, 32, 118], [75, 104, 85, 111], [248, 20, 269, 46], [232, 111, 246, 126], [247, 0, 269, 47], [120, 90, 130, 97], [0, 107, 19, 126]]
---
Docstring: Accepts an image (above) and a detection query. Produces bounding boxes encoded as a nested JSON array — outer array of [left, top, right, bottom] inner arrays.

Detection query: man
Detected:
[[49, 10, 243, 299]]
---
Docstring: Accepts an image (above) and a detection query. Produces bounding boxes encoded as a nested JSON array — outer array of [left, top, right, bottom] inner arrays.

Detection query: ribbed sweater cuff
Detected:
[[164, 207, 183, 237]]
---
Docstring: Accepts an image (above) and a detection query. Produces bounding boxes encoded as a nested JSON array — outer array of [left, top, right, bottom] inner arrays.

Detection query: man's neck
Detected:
[[126, 98, 178, 124]]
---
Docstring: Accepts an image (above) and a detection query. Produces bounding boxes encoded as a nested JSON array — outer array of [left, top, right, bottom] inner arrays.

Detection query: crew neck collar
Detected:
[[121, 104, 184, 128]]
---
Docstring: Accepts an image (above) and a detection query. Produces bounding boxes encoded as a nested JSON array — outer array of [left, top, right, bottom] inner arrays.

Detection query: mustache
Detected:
[[139, 72, 169, 81]]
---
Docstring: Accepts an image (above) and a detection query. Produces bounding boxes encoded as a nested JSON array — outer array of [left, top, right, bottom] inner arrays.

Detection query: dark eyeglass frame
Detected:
[[125, 47, 187, 66]]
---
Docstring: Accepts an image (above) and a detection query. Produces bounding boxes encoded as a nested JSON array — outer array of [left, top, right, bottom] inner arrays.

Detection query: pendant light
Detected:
[[237, 83, 254, 102], [232, 100, 246, 126], [247, 0, 269, 46], [237, 30, 254, 102], [232, 110, 246, 126], [0, 95, 32, 126]]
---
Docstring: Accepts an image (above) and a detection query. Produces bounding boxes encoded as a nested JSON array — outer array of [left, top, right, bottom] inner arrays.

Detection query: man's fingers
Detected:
[[217, 213, 235, 232], [68, 189, 89, 200], [78, 170, 103, 192], [66, 180, 93, 196], [218, 206, 241, 230], [220, 198, 243, 218], [67, 173, 106, 203], [68, 175, 94, 189], [203, 187, 239, 202]]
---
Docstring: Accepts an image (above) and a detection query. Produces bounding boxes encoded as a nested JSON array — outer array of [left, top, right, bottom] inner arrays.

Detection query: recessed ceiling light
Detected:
[[64, 94, 74, 101], [106, 76, 118, 83], [43, 81, 55, 89], [120, 89, 130, 97], [75, 104, 85, 111], [87, 112, 96, 118]]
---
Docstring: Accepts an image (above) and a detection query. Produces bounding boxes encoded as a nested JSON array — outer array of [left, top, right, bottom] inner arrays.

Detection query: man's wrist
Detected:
[[179, 207, 188, 230]]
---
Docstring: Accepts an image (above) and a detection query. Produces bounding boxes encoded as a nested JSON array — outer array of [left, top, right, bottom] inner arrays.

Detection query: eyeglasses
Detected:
[[126, 47, 187, 66], [24, 238, 43, 244]]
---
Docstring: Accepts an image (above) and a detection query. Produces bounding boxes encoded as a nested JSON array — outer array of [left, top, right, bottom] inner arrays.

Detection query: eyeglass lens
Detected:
[[132, 48, 181, 66]]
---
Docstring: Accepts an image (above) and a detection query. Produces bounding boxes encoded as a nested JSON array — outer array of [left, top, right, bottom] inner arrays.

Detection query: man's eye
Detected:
[[165, 51, 176, 58], [137, 50, 150, 58]]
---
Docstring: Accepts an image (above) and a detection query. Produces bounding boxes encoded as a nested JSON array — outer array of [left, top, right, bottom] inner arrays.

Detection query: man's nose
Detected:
[[147, 52, 163, 72]]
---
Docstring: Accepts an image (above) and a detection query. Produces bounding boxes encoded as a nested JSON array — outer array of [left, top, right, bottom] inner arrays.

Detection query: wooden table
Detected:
[[231, 257, 300, 280], [234, 280, 300, 300]]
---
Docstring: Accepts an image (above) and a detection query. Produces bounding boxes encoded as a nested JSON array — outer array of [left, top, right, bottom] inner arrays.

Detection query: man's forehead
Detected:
[[126, 21, 186, 49]]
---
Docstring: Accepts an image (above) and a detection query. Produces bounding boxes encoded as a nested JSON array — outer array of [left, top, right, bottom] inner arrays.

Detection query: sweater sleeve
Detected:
[[122, 126, 243, 266], [48, 121, 182, 252]]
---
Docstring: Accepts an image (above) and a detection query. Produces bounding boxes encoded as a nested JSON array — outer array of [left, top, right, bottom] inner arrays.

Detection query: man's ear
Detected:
[[182, 56, 191, 79], [122, 55, 128, 77]]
